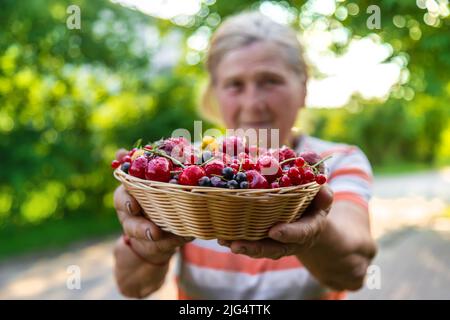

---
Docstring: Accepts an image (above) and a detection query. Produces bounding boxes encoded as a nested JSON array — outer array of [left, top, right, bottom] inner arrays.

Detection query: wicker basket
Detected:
[[114, 169, 321, 240]]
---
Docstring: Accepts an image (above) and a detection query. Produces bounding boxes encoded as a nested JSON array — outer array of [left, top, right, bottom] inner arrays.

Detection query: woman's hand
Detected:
[[113, 149, 193, 298], [217, 185, 333, 259], [218, 185, 377, 291], [114, 149, 193, 265]]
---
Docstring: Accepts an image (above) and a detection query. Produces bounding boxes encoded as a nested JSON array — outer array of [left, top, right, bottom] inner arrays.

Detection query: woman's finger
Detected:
[[122, 215, 165, 242], [114, 185, 142, 222], [310, 185, 334, 212], [268, 208, 328, 245], [227, 239, 294, 260]]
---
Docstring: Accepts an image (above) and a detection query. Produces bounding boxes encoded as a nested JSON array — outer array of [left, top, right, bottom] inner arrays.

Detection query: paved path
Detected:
[[1, 167, 449, 300]]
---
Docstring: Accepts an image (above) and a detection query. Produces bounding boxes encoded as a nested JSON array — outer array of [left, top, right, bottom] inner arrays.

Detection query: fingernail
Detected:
[[274, 230, 283, 240], [145, 228, 153, 241], [183, 237, 195, 242], [126, 201, 132, 215]]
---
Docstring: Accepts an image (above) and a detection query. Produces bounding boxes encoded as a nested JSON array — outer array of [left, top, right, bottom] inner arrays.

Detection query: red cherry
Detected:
[[128, 148, 137, 157], [145, 157, 172, 182], [204, 160, 224, 177], [271, 181, 280, 189], [315, 174, 327, 185], [280, 146, 296, 159], [241, 158, 256, 171], [111, 160, 120, 169], [257, 155, 282, 183], [279, 175, 293, 187], [300, 151, 325, 173], [230, 163, 240, 172], [122, 155, 132, 163], [295, 157, 305, 167], [303, 168, 315, 183], [129, 156, 148, 179], [245, 170, 269, 189], [287, 166, 302, 185], [178, 165, 206, 186]]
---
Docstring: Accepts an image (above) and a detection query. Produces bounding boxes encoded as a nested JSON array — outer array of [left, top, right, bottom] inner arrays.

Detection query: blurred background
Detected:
[[0, 0, 449, 299]]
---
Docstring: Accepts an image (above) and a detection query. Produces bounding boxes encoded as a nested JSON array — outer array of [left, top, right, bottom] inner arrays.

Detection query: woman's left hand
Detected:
[[218, 185, 334, 259]]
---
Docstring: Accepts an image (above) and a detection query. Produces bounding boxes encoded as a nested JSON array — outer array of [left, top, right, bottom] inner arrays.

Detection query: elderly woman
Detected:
[[113, 11, 377, 300]]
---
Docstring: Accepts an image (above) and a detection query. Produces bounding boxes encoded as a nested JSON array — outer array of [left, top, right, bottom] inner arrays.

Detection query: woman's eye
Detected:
[[225, 81, 243, 91], [262, 78, 281, 86]]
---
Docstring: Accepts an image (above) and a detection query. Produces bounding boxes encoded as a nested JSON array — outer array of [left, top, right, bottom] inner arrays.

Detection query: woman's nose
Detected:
[[240, 84, 265, 112]]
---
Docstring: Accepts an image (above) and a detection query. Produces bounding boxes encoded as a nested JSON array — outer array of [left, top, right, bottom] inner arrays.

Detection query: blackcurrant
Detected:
[[169, 179, 178, 184], [227, 180, 239, 189], [240, 181, 249, 189], [234, 172, 247, 183], [210, 176, 222, 187], [121, 162, 131, 173], [198, 176, 211, 187], [222, 167, 234, 180]]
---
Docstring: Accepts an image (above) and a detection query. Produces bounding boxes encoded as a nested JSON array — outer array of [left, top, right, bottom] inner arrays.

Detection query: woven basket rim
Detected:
[[113, 168, 318, 193]]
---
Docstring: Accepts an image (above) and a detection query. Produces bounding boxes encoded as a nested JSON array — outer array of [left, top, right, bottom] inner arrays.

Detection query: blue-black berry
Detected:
[[222, 167, 234, 180]]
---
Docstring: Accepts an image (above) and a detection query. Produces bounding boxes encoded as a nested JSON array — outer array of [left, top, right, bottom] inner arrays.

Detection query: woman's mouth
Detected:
[[239, 121, 273, 130]]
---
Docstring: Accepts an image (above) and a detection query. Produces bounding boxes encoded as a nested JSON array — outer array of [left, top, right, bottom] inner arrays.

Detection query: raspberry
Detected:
[[178, 165, 206, 186], [315, 174, 327, 185], [129, 155, 148, 179], [145, 157, 172, 182]]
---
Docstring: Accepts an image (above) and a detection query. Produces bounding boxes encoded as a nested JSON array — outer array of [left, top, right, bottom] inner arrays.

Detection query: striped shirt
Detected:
[[175, 135, 373, 299]]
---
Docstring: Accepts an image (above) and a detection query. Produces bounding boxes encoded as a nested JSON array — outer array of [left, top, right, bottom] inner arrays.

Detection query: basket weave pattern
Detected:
[[114, 169, 321, 240]]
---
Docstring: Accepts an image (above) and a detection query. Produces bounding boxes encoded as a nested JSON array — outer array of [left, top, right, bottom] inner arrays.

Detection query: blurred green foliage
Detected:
[[0, 0, 449, 256]]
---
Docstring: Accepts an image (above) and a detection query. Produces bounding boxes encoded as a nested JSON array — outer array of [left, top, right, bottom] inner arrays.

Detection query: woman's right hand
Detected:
[[113, 149, 194, 266]]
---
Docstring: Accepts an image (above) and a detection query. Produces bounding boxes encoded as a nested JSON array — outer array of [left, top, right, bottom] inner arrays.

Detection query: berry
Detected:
[[178, 165, 206, 186], [287, 166, 302, 185], [230, 163, 240, 172], [279, 175, 292, 187], [257, 155, 282, 183], [271, 181, 280, 189], [121, 162, 131, 174], [241, 158, 256, 171], [198, 176, 211, 187], [303, 168, 315, 183], [210, 176, 222, 187], [300, 151, 325, 173], [145, 157, 172, 182], [240, 181, 249, 189], [234, 172, 247, 183], [204, 159, 225, 177], [280, 146, 296, 163], [246, 170, 269, 189], [129, 155, 148, 179], [144, 144, 153, 150], [128, 148, 138, 157], [227, 180, 239, 189], [295, 157, 305, 168], [158, 137, 189, 154], [169, 179, 178, 184], [111, 160, 120, 169], [122, 155, 132, 164], [222, 167, 234, 180], [315, 174, 327, 185]]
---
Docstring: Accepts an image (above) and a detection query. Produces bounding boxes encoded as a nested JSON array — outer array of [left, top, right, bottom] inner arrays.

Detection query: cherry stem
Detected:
[[279, 157, 297, 166], [200, 156, 215, 167], [311, 155, 332, 168], [144, 148, 186, 168]]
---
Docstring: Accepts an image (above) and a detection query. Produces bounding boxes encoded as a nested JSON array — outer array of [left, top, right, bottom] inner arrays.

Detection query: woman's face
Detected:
[[213, 41, 306, 147]]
